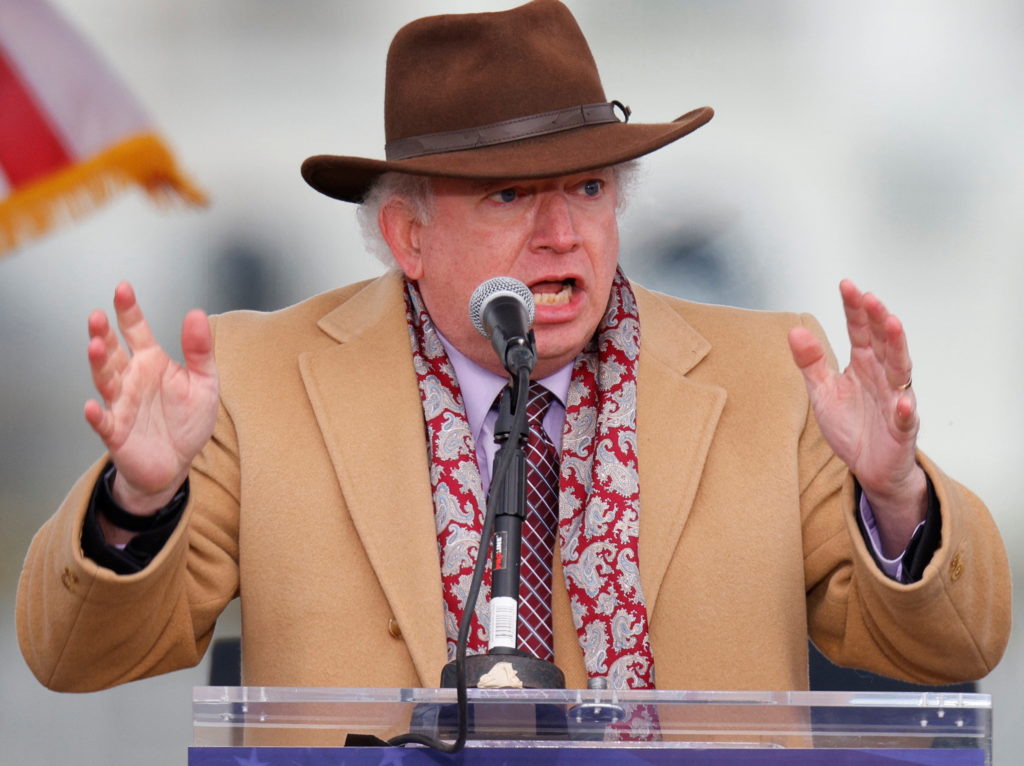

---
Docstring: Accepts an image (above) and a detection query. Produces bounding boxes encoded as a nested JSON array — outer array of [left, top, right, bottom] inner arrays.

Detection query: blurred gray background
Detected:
[[2, 0, 1021, 763]]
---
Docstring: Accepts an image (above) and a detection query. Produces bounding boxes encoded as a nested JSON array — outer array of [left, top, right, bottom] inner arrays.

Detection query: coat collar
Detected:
[[300, 273, 726, 686]]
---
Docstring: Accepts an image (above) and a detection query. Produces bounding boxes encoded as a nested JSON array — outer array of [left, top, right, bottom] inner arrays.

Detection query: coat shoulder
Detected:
[[210, 276, 375, 338], [208, 272, 404, 368], [635, 282, 805, 338], [632, 282, 820, 376]]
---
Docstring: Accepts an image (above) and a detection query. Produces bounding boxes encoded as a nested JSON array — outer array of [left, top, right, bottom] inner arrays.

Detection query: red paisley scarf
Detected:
[[404, 269, 655, 689]]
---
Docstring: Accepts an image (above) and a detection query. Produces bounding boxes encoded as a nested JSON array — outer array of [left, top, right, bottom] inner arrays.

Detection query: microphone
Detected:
[[468, 277, 537, 374]]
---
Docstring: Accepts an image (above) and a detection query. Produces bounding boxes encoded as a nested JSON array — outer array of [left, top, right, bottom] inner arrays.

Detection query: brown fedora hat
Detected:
[[301, 0, 713, 204]]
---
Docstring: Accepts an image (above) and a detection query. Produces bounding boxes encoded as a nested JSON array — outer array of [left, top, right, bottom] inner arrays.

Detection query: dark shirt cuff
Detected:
[[855, 475, 941, 584], [80, 462, 189, 575]]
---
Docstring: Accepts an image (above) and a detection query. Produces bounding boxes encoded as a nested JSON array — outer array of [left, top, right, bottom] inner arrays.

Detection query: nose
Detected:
[[530, 193, 582, 254]]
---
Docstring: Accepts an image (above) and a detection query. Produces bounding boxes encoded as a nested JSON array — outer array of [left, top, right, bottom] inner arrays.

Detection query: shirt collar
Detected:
[[436, 330, 573, 442]]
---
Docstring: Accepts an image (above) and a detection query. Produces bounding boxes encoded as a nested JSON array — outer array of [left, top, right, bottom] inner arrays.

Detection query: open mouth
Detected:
[[531, 278, 575, 307]]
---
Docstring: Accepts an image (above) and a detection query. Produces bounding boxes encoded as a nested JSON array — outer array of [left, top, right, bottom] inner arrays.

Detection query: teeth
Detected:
[[533, 282, 573, 306]]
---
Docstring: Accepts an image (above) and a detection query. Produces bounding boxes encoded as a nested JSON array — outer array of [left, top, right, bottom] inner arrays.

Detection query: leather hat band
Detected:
[[385, 101, 631, 161]]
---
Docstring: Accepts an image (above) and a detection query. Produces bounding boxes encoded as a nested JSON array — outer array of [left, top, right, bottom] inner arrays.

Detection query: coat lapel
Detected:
[[633, 285, 727, 616], [298, 273, 449, 685]]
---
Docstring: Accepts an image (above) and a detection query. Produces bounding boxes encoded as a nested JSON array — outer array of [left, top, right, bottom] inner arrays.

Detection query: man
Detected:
[[17, 0, 1010, 694]]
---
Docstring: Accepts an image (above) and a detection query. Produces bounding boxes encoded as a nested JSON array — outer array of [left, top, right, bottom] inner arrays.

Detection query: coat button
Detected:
[[387, 618, 403, 639], [61, 567, 79, 593], [950, 551, 964, 581]]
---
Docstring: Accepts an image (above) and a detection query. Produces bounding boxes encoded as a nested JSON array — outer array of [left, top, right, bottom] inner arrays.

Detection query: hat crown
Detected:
[[384, 0, 606, 143]]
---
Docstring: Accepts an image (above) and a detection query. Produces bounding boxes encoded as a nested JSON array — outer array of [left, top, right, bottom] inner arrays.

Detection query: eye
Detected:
[[488, 187, 518, 203], [580, 179, 604, 197]]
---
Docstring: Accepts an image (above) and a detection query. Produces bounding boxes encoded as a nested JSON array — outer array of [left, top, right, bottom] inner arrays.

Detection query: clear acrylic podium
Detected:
[[190, 686, 992, 764]]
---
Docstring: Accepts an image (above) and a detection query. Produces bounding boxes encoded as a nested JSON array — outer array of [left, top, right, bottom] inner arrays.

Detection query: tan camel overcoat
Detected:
[[17, 272, 1011, 693]]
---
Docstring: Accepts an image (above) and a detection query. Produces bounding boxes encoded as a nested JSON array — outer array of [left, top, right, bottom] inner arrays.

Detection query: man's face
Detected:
[[395, 169, 621, 378]]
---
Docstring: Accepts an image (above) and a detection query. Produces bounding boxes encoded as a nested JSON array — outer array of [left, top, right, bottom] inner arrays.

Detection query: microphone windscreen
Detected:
[[468, 277, 535, 338]]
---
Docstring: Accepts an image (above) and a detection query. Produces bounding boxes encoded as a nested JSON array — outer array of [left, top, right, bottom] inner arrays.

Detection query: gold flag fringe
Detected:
[[0, 132, 208, 256]]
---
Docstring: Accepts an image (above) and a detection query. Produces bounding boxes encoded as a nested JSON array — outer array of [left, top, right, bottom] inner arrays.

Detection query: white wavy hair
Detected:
[[356, 160, 641, 268]]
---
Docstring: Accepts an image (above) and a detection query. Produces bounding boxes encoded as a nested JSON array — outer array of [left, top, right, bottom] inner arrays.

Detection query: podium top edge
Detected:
[[191, 686, 992, 709]]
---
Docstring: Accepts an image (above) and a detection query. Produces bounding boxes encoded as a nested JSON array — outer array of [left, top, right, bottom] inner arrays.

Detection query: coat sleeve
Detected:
[[797, 315, 1012, 684], [15, 397, 242, 693]]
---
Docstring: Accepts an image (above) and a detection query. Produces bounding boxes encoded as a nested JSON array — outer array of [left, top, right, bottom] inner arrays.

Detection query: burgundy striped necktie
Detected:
[[518, 382, 560, 661]]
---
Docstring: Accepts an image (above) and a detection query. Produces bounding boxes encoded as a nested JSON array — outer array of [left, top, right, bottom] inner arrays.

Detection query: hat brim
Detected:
[[301, 106, 713, 204]]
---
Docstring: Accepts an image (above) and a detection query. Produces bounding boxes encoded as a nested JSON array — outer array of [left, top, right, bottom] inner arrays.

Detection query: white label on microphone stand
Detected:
[[489, 596, 517, 649]]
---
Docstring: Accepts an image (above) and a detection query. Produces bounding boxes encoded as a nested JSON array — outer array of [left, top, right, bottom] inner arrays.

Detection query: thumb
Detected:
[[181, 310, 216, 378], [788, 325, 831, 391]]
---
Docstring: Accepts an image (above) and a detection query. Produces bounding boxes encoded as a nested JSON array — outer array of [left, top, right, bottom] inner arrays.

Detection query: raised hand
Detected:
[[84, 282, 219, 517], [788, 279, 927, 556]]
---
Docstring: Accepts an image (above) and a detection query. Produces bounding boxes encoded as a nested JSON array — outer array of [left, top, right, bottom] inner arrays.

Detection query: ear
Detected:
[[379, 199, 424, 281]]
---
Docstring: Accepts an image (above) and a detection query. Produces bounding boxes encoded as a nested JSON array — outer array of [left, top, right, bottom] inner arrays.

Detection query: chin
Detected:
[[534, 332, 591, 374]]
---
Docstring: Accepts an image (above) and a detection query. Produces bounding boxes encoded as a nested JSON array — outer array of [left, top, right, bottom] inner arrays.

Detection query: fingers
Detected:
[[886, 313, 918, 433], [840, 279, 914, 390], [838, 278, 920, 437], [87, 309, 129, 404], [85, 282, 157, 439], [841, 279, 888, 360], [880, 313, 913, 391], [112, 281, 159, 354], [842, 280, 891, 357], [85, 303, 130, 446], [840, 278, 872, 352], [87, 282, 165, 401]]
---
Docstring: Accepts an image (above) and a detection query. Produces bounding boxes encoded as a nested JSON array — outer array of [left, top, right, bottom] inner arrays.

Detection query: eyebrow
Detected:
[[470, 171, 611, 194], [471, 179, 517, 192]]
